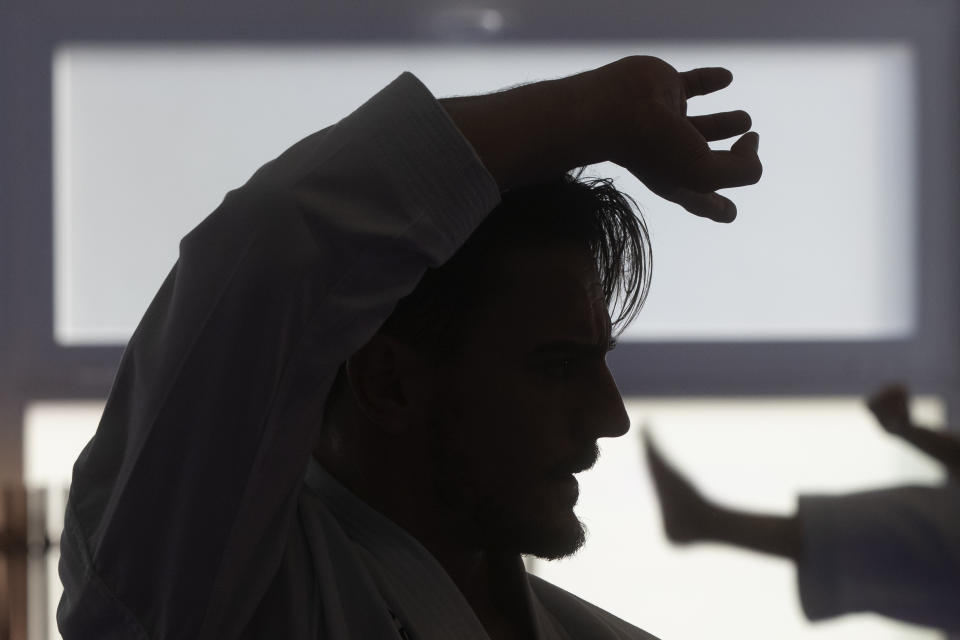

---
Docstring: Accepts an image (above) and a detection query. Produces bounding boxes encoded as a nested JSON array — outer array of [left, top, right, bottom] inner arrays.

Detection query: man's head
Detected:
[[379, 172, 650, 362], [321, 173, 650, 561]]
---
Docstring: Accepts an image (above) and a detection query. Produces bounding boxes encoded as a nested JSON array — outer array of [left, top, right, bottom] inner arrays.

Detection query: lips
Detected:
[[552, 443, 600, 477], [553, 473, 580, 505]]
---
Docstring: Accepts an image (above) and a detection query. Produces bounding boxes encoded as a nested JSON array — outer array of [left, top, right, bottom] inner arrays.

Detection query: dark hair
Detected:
[[379, 172, 651, 360]]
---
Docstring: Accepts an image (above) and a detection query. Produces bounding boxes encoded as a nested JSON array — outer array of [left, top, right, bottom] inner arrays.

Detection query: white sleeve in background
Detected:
[[797, 485, 960, 632], [57, 71, 500, 640]]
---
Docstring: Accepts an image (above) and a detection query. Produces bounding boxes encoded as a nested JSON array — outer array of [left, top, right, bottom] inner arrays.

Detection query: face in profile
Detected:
[[425, 242, 630, 560]]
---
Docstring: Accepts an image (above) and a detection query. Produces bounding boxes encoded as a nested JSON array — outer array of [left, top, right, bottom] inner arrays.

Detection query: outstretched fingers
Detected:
[[687, 131, 763, 192], [641, 170, 738, 222], [650, 129, 761, 221], [689, 110, 752, 142], [681, 67, 733, 98], [668, 188, 739, 223]]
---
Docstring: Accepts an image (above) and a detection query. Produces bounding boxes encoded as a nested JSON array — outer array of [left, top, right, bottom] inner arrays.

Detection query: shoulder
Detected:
[[528, 573, 661, 640]]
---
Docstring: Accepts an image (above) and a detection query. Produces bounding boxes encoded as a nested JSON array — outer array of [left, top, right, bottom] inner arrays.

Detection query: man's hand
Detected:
[[597, 57, 761, 222], [867, 384, 913, 435], [441, 55, 762, 222]]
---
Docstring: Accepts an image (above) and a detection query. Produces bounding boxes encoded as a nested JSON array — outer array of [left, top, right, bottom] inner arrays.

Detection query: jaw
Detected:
[[441, 478, 587, 561]]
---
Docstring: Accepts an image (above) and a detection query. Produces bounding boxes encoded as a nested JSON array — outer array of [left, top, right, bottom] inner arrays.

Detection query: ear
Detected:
[[345, 334, 433, 433]]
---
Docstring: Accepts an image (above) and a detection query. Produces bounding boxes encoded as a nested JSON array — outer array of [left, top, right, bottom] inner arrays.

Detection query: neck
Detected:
[[393, 514, 536, 640], [314, 440, 536, 639]]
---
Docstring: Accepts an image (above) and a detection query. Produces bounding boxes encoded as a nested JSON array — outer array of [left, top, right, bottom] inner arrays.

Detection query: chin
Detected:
[[433, 453, 590, 560], [479, 506, 587, 561], [524, 512, 588, 561]]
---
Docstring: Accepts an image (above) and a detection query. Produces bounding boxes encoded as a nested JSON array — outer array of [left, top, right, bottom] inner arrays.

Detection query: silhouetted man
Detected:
[[58, 56, 761, 639]]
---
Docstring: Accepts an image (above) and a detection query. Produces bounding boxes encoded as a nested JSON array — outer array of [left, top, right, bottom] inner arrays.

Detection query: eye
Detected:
[[542, 357, 577, 379]]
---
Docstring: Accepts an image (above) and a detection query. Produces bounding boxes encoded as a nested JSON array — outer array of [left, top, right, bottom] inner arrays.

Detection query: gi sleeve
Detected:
[[797, 487, 960, 631], [56, 71, 500, 639]]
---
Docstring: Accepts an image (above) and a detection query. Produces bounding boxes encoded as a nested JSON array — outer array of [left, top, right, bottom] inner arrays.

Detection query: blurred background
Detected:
[[1, 0, 958, 638]]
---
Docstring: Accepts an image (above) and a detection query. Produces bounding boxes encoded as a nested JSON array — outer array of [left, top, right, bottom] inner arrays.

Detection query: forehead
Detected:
[[469, 243, 609, 349]]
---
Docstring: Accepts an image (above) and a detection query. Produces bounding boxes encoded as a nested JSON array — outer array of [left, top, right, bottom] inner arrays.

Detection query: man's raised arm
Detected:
[[58, 71, 501, 639], [442, 55, 761, 221]]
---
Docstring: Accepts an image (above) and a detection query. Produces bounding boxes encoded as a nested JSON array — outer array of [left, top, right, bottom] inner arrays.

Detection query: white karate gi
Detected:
[[798, 484, 960, 631], [57, 71, 660, 640]]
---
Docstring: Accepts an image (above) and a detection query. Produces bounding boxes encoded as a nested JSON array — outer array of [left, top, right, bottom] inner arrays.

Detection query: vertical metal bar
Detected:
[[25, 490, 47, 640]]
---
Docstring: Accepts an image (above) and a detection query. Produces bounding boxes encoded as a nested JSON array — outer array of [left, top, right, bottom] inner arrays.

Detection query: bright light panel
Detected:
[[53, 42, 915, 345]]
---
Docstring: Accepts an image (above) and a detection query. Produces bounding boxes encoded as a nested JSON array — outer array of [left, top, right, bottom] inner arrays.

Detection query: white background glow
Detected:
[[53, 43, 915, 344]]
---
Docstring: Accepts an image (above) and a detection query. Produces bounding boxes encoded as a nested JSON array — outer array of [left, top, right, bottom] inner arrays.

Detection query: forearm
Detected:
[[897, 424, 960, 474], [440, 72, 607, 191], [702, 506, 802, 562]]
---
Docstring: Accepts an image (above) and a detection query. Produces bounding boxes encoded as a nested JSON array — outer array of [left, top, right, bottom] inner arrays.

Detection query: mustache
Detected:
[[553, 442, 601, 475]]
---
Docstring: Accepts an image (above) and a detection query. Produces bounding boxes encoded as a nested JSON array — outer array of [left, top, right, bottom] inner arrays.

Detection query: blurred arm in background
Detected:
[[645, 385, 960, 632]]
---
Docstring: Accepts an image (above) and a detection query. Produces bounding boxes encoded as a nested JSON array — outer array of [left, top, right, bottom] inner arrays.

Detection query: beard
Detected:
[[465, 487, 588, 561], [427, 418, 592, 561]]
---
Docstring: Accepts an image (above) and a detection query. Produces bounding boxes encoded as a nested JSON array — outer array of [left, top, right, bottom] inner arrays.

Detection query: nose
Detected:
[[581, 364, 630, 440]]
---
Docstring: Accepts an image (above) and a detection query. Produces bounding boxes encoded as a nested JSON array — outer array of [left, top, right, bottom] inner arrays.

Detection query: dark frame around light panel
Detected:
[[2, 0, 959, 482]]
